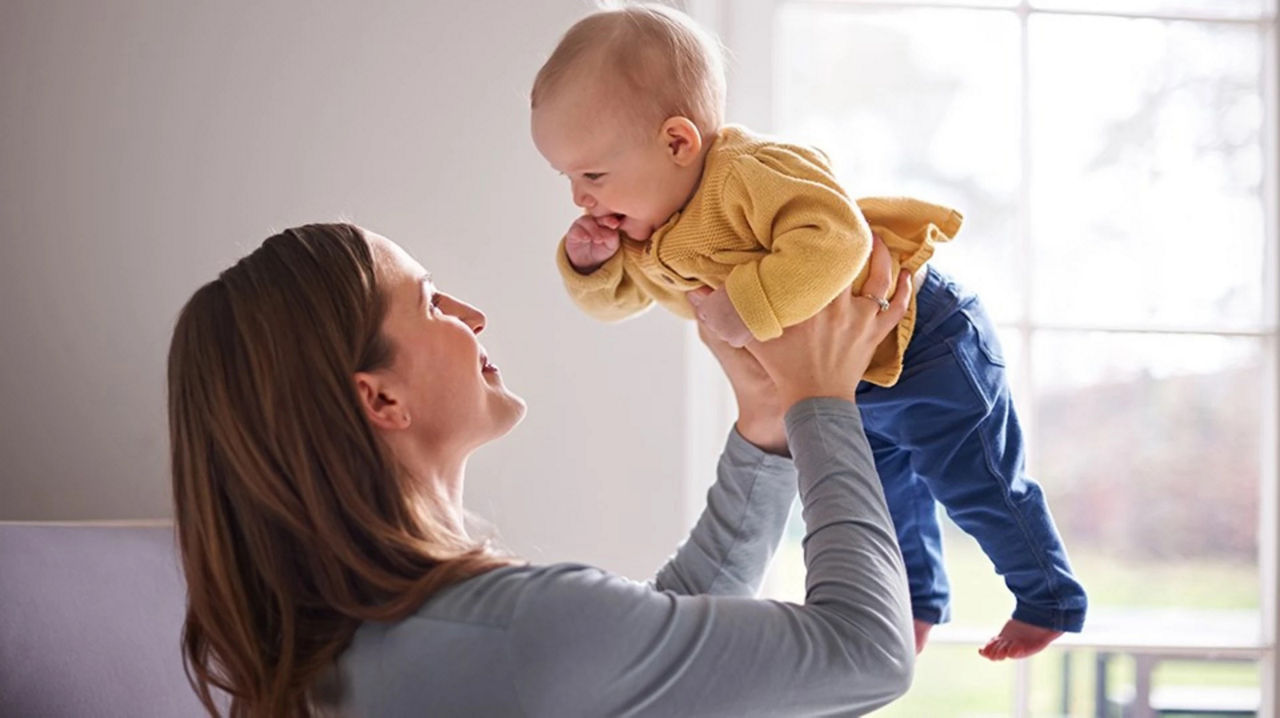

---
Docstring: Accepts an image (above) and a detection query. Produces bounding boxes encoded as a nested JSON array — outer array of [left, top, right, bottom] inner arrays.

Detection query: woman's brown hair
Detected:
[[167, 223, 514, 717]]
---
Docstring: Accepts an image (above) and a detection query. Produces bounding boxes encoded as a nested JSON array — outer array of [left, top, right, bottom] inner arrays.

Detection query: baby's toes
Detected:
[[978, 638, 1001, 660], [994, 638, 1017, 661]]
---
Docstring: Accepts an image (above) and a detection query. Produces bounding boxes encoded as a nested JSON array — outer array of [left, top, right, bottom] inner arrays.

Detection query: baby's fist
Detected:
[[564, 215, 620, 273]]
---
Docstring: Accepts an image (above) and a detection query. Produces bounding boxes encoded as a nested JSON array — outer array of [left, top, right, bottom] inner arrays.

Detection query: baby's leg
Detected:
[[863, 422, 950, 653], [913, 620, 935, 655], [862, 269, 1087, 661]]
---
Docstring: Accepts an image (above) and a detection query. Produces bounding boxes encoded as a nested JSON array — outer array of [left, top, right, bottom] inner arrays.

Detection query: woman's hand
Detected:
[[746, 237, 912, 411], [687, 294, 788, 455]]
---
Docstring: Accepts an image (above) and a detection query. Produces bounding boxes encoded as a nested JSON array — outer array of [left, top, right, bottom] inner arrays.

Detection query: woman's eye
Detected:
[[428, 293, 442, 314]]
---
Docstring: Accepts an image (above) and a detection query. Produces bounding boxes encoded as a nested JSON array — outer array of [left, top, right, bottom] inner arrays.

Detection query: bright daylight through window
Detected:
[[710, 0, 1280, 714]]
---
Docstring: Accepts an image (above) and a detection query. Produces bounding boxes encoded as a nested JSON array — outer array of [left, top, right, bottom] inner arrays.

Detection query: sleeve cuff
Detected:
[[725, 425, 795, 473], [783, 396, 863, 437], [725, 263, 784, 341]]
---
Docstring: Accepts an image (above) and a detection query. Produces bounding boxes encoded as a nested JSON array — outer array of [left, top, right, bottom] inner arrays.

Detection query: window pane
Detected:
[[775, 6, 1023, 322], [1029, 16, 1266, 328], [1034, 331, 1261, 617], [762, 329, 1263, 709], [1031, 0, 1273, 20]]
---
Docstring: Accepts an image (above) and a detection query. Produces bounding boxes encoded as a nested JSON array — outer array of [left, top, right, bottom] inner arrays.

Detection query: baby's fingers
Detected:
[[569, 215, 599, 237], [566, 222, 596, 247], [585, 220, 617, 243]]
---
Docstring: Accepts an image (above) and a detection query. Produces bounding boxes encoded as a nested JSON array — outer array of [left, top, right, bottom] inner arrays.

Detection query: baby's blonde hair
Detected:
[[531, 2, 726, 138]]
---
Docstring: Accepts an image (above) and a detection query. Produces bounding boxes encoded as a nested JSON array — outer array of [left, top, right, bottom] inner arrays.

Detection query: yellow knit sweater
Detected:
[[556, 125, 963, 387]]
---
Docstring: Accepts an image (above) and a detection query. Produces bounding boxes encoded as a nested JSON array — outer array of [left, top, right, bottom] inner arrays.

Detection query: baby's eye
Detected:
[[582, 172, 605, 182]]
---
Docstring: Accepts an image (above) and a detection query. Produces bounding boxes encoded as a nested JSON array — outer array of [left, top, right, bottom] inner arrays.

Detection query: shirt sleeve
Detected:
[[650, 427, 798, 597], [721, 147, 873, 341], [508, 398, 914, 718], [555, 237, 655, 322]]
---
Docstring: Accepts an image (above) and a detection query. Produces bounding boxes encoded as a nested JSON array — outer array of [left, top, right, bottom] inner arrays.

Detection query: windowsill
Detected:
[[931, 607, 1268, 659]]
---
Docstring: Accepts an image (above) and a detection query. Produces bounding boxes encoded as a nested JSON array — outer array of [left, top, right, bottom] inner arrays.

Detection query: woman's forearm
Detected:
[[786, 397, 915, 687], [652, 426, 797, 597], [513, 397, 914, 717]]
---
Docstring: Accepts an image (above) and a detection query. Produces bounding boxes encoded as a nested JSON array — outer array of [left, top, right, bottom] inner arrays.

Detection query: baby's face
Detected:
[[532, 87, 696, 241]]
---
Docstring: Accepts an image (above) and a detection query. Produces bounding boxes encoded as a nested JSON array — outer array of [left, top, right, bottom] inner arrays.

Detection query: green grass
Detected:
[[760, 526, 1261, 716]]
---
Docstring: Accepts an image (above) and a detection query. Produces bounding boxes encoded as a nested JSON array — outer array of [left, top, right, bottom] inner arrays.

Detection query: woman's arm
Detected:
[[509, 398, 913, 717], [649, 423, 797, 597], [650, 316, 796, 598]]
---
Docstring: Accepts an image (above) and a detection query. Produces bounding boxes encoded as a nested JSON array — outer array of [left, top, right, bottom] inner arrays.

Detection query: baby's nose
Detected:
[[573, 189, 596, 209]]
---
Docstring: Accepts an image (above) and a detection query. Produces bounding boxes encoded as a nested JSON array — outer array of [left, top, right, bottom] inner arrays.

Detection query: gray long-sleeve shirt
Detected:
[[321, 398, 914, 717]]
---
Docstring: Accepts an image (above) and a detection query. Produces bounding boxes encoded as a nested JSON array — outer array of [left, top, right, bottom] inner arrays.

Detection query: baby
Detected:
[[531, 3, 1086, 661]]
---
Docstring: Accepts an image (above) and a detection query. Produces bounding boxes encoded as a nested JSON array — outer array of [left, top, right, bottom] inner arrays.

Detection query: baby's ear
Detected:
[[659, 116, 703, 166]]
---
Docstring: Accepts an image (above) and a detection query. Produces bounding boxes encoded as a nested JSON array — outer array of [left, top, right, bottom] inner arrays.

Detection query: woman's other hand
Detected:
[[688, 285, 755, 348], [688, 290, 788, 455], [747, 237, 911, 411]]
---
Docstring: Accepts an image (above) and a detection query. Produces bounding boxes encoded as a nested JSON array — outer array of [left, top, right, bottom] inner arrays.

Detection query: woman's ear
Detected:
[[353, 372, 411, 430], [659, 116, 703, 167]]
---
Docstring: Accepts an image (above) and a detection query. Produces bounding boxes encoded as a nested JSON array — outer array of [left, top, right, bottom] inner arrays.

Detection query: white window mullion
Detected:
[[1013, 5, 1034, 717], [1259, 6, 1280, 714], [1016, 0, 1035, 485]]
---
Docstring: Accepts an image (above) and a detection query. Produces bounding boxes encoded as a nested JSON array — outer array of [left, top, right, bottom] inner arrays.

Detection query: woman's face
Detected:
[[362, 232, 526, 460]]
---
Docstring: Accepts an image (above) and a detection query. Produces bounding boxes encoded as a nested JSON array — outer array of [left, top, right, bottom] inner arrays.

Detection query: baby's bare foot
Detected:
[[978, 618, 1062, 661], [913, 619, 933, 655]]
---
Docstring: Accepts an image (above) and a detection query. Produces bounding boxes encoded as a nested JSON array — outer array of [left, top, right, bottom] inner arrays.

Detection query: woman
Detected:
[[168, 222, 915, 717]]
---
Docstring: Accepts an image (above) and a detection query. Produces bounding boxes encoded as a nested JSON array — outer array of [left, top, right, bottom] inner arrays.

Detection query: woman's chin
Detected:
[[492, 390, 527, 437]]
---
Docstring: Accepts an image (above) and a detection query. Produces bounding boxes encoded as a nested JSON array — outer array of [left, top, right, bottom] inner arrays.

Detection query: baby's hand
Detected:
[[688, 286, 754, 348], [563, 215, 621, 273]]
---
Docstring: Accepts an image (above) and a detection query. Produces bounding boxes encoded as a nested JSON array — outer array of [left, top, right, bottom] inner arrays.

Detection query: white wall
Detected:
[[0, 0, 717, 578]]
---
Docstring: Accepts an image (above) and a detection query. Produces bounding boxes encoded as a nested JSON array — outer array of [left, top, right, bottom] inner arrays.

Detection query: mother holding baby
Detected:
[[168, 220, 915, 717]]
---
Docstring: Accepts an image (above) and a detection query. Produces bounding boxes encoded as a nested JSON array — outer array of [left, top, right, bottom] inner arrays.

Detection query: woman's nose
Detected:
[[440, 295, 486, 334], [456, 303, 486, 334], [465, 308, 486, 335]]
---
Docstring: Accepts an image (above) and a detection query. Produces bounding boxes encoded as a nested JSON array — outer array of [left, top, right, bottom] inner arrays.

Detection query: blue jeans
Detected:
[[856, 267, 1087, 632]]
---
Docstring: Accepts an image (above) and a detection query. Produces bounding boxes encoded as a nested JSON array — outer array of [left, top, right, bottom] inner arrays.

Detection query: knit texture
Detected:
[[557, 124, 963, 386]]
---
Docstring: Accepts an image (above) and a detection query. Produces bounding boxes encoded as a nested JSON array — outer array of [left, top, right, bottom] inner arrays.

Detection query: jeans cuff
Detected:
[[911, 603, 950, 625], [1012, 602, 1086, 633]]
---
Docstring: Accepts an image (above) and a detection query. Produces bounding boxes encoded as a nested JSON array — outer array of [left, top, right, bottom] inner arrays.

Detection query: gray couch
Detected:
[[0, 522, 210, 717]]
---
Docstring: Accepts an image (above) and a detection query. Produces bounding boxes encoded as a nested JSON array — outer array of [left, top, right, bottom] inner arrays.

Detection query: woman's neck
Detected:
[[388, 435, 470, 537]]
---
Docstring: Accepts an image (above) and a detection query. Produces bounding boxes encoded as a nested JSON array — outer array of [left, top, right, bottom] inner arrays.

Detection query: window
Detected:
[[687, 0, 1279, 714]]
